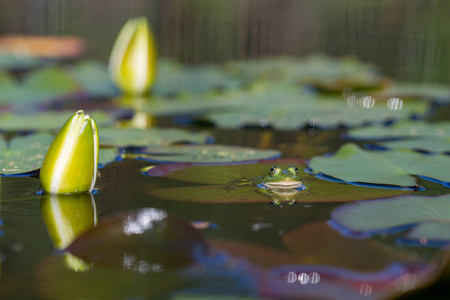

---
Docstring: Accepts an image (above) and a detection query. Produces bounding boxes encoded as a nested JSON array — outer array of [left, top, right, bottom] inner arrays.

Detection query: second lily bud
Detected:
[[40, 110, 99, 194], [109, 17, 157, 96]]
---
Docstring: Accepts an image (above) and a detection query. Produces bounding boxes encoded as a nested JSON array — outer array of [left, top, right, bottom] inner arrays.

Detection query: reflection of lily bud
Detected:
[[40, 110, 99, 194], [109, 17, 157, 96], [41, 193, 97, 271]]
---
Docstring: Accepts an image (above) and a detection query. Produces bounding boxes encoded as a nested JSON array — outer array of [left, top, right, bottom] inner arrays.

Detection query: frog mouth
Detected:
[[264, 181, 303, 189]]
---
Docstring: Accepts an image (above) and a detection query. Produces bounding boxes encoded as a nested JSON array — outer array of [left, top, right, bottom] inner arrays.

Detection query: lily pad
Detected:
[[0, 111, 111, 131], [136, 145, 281, 164], [346, 121, 450, 141], [0, 133, 53, 175], [282, 221, 417, 271], [0, 133, 121, 175], [152, 59, 240, 97], [389, 82, 450, 103], [144, 159, 416, 203], [206, 86, 428, 130], [374, 138, 450, 154], [0, 54, 50, 71], [99, 127, 210, 148], [308, 143, 450, 187], [68, 60, 119, 99], [331, 194, 450, 244]]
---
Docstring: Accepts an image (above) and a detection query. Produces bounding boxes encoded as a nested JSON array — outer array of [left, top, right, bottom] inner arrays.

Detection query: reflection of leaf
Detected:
[[137, 145, 280, 164], [99, 127, 210, 148], [144, 159, 416, 203], [282, 221, 415, 271], [67, 208, 208, 270], [346, 121, 450, 140], [331, 195, 450, 244], [309, 143, 450, 187]]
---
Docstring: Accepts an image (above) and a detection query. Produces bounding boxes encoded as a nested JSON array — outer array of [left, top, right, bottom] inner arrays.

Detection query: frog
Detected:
[[225, 165, 306, 205], [224, 165, 306, 205]]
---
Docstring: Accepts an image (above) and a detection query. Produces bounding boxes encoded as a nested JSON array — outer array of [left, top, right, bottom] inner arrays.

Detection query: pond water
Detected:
[[1, 121, 449, 299]]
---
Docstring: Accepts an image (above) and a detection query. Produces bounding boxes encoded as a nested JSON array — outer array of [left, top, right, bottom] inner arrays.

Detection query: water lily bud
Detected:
[[40, 110, 99, 194], [109, 17, 157, 95]]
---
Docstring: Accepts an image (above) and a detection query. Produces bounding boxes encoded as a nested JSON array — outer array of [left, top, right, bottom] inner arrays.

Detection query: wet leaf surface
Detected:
[[309, 143, 450, 187], [331, 194, 450, 244], [137, 144, 281, 163]]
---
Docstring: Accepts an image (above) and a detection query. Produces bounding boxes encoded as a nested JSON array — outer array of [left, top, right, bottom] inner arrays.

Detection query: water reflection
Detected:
[[66, 208, 209, 272], [258, 188, 301, 206], [40, 193, 97, 271]]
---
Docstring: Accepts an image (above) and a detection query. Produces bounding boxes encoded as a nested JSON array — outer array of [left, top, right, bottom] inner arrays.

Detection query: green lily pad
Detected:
[[68, 60, 118, 98], [308, 143, 450, 187], [376, 138, 450, 154], [152, 59, 240, 97], [0, 133, 53, 175], [144, 159, 416, 203], [137, 145, 280, 164], [225, 55, 388, 92], [0, 72, 18, 105], [206, 86, 428, 130], [14, 67, 81, 108], [0, 54, 50, 71], [0, 111, 111, 132], [99, 127, 210, 148], [389, 82, 450, 103], [0, 133, 120, 175], [331, 194, 450, 244], [346, 121, 450, 140]]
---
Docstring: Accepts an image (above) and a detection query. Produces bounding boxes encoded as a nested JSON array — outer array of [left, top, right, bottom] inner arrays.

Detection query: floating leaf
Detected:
[[98, 147, 121, 167], [144, 159, 416, 203], [152, 59, 240, 97], [69, 60, 118, 98], [375, 138, 450, 154], [99, 127, 210, 148], [331, 194, 450, 244], [137, 145, 281, 164], [308, 143, 450, 187], [0, 133, 53, 175], [389, 82, 450, 103], [282, 221, 416, 271], [67, 208, 209, 270], [0, 111, 111, 131], [346, 121, 450, 141], [0, 54, 50, 71], [206, 87, 428, 130]]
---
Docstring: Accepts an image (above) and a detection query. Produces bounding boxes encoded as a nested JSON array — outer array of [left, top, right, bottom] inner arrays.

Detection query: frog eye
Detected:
[[269, 166, 280, 176], [288, 165, 299, 174]]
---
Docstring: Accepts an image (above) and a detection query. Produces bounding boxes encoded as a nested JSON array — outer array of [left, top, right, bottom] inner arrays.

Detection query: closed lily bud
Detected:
[[40, 110, 99, 194], [109, 17, 157, 95]]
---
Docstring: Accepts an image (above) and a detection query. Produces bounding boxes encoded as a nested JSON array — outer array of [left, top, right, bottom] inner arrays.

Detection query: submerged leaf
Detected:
[[137, 145, 280, 164], [331, 194, 450, 244], [309, 143, 450, 187]]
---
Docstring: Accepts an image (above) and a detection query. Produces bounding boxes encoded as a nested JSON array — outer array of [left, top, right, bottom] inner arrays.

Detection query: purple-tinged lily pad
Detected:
[[67, 208, 209, 270], [309, 143, 450, 187], [331, 194, 450, 244], [136, 145, 281, 164], [282, 221, 417, 271], [144, 159, 417, 203]]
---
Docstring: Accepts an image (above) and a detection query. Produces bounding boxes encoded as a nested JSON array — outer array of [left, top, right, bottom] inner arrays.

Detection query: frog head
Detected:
[[260, 165, 303, 190]]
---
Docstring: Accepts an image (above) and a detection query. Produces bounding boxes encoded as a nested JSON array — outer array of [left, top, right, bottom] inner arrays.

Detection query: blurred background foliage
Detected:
[[0, 0, 449, 83]]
